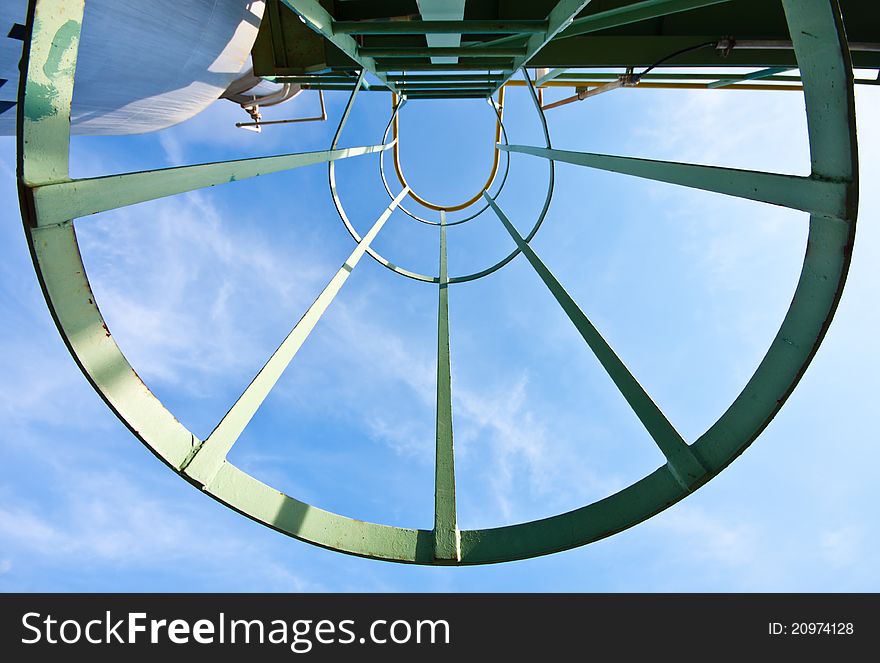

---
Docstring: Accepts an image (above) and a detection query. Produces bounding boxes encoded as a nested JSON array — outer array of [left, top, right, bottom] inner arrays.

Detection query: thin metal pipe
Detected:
[[541, 79, 627, 110], [235, 90, 326, 128], [505, 79, 804, 93], [718, 39, 880, 52]]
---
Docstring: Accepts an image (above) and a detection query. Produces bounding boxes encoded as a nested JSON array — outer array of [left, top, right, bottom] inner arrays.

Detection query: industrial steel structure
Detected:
[[15, 0, 867, 564]]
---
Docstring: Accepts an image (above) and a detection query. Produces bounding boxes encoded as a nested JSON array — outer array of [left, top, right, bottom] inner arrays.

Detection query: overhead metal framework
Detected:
[[255, 0, 879, 98], [17, 0, 858, 564]]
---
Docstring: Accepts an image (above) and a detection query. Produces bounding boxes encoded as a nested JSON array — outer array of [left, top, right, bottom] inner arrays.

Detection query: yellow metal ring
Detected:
[[392, 87, 505, 212]]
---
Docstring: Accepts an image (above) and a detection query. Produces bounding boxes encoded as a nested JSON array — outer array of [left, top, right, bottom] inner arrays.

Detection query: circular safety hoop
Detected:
[[17, 0, 857, 564]]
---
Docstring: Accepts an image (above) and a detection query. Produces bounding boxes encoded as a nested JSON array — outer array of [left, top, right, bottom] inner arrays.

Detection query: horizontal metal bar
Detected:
[[708, 66, 792, 88], [720, 39, 880, 52], [405, 90, 491, 95], [361, 46, 525, 58], [492, 0, 593, 93], [558, 0, 732, 40], [387, 73, 505, 82], [31, 144, 394, 226], [279, 0, 400, 94], [272, 76, 360, 83], [300, 84, 390, 91], [550, 72, 799, 82], [535, 67, 567, 86], [499, 144, 848, 219], [332, 20, 548, 35], [395, 81, 495, 88], [534, 81, 802, 91], [405, 93, 489, 99], [376, 62, 511, 72], [463, 33, 532, 49]]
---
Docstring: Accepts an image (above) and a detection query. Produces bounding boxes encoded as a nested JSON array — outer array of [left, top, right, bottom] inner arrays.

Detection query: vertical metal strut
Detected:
[[433, 210, 460, 560]]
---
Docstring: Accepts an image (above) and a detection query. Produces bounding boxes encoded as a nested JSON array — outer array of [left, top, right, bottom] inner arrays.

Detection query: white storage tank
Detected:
[[1, 0, 274, 135]]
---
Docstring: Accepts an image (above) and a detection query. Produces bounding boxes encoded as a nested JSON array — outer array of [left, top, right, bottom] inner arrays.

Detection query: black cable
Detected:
[[635, 40, 720, 80]]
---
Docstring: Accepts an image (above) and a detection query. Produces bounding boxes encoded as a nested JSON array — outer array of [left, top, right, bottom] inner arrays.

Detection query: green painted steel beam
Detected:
[[184, 187, 410, 487], [555, 72, 796, 82], [499, 144, 850, 221], [376, 62, 510, 72], [433, 211, 460, 561], [464, 33, 533, 51], [483, 194, 706, 490], [19, 0, 83, 185], [272, 76, 360, 83], [535, 67, 568, 86], [332, 20, 548, 35], [17, 0, 859, 566], [29, 144, 394, 227], [418, 0, 466, 66], [395, 82, 495, 89], [491, 1, 594, 94], [708, 66, 792, 88], [360, 46, 526, 58], [299, 84, 390, 91], [278, 0, 401, 94], [387, 73, 505, 82], [405, 92, 490, 99], [557, 0, 733, 40]]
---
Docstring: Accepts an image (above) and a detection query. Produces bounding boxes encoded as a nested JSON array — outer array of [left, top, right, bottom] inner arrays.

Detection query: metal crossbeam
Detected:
[[30, 145, 393, 227], [332, 20, 547, 35], [386, 74, 505, 82], [557, 0, 733, 39], [491, 1, 594, 93], [499, 144, 849, 221], [708, 66, 793, 88], [377, 62, 511, 72], [396, 84, 495, 90], [535, 67, 568, 86], [360, 46, 525, 58], [419, 0, 466, 66], [279, 0, 400, 94]]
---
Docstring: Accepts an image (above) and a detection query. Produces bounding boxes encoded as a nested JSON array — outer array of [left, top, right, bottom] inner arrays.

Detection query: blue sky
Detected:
[[1, 75, 878, 592]]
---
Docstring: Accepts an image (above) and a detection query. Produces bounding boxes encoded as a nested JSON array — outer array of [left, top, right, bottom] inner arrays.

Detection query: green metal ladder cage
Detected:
[[16, 0, 857, 565]]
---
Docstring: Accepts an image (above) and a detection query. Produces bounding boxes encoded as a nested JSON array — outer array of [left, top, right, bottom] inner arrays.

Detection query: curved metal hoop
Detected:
[[329, 70, 556, 284], [17, 0, 857, 564], [377, 95, 512, 227]]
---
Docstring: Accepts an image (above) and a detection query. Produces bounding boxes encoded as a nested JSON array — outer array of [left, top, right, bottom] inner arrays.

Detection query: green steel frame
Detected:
[[17, 0, 857, 565], [255, 0, 879, 97]]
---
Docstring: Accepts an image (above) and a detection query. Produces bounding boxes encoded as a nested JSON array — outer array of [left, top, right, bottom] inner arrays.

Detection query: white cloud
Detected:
[[0, 469, 320, 591], [75, 188, 332, 392], [819, 526, 862, 568], [651, 504, 759, 567]]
